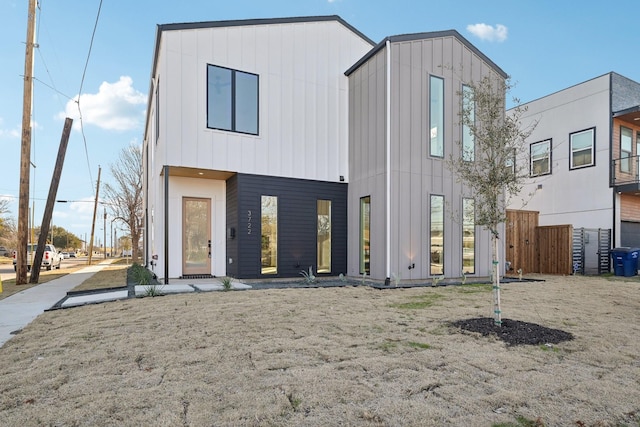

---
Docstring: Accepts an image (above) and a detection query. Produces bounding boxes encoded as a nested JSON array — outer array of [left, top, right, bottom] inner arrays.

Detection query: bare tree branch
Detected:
[[103, 144, 144, 261]]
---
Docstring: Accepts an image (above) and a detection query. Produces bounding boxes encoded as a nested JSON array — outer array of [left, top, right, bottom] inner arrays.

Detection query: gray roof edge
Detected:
[[157, 15, 375, 46], [345, 29, 507, 79], [613, 105, 640, 117]]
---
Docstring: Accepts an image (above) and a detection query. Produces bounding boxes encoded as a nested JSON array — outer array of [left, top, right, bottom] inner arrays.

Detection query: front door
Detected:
[[183, 197, 211, 276]]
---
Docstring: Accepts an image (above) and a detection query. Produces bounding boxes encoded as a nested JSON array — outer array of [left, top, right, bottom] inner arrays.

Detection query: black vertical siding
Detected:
[[231, 173, 347, 279], [225, 174, 239, 278]]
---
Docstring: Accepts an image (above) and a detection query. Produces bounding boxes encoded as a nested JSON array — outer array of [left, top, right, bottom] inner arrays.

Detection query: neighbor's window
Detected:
[[317, 200, 332, 274], [360, 196, 370, 275], [462, 198, 475, 275], [430, 194, 444, 276], [462, 84, 475, 161], [430, 75, 445, 158], [530, 139, 551, 176], [207, 64, 258, 135], [570, 128, 595, 169], [620, 126, 632, 173], [261, 196, 278, 275]]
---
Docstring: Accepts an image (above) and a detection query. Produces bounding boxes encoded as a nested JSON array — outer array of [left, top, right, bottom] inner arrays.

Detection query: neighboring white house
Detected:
[[143, 16, 508, 283], [508, 72, 640, 273]]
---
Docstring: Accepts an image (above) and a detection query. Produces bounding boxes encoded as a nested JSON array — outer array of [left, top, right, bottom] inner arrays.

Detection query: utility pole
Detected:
[[87, 167, 101, 265], [30, 118, 73, 283], [103, 208, 107, 259], [16, 0, 37, 285]]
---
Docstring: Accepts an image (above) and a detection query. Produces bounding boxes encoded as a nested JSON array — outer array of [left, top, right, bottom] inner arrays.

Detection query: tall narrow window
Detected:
[[360, 196, 370, 275], [570, 128, 595, 169], [207, 64, 258, 135], [261, 196, 278, 275], [317, 200, 332, 273], [621, 127, 632, 173], [637, 131, 640, 179], [530, 139, 551, 176], [462, 84, 474, 161], [430, 195, 444, 275], [430, 76, 445, 158], [462, 198, 475, 274]]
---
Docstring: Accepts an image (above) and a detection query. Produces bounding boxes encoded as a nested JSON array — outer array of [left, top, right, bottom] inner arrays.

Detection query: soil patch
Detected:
[[451, 317, 574, 346]]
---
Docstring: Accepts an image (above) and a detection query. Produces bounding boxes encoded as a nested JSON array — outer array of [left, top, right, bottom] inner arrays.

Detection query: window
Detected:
[[430, 195, 444, 275], [155, 79, 160, 145], [261, 196, 277, 275], [207, 64, 258, 135], [505, 148, 516, 175], [317, 200, 331, 274], [621, 127, 632, 173], [360, 196, 370, 275], [462, 84, 474, 161], [570, 128, 595, 169], [530, 139, 551, 176], [462, 198, 475, 275], [637, 131, 640, 177], [430, 76, 444, 158]]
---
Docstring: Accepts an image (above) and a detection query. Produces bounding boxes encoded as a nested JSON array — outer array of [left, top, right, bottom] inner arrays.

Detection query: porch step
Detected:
[[179, 274, 216, 279]]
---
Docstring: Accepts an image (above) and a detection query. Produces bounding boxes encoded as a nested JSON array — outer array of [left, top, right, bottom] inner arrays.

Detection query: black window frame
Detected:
[[569, 127, 596, 170], [530, 139, 552, 177], [206, 64, 259, 136]]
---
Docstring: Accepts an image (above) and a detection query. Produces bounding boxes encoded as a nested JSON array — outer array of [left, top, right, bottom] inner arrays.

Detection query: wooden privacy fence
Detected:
[[536, 225, 573, 275]]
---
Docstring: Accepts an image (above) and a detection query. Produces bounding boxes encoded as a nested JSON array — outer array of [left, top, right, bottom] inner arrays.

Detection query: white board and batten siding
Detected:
[[154, 19, 374, 182]]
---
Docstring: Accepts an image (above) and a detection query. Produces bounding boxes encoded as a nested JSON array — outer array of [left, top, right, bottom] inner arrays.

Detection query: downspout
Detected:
[[385, 40, 391, 282], [164, 165, 169, 284], [609, 73, 617, 250]]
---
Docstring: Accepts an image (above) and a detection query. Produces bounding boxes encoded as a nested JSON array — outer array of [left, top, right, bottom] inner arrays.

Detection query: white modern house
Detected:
[[143, 16, 508, 283], [507, 72, 640, 274]]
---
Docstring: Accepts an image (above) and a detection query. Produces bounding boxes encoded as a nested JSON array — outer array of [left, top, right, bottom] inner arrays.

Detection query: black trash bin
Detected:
[[610, 247, 640, 276]]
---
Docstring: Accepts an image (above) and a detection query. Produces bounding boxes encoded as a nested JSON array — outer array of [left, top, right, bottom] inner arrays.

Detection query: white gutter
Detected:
[[385, 40, 391, 280]]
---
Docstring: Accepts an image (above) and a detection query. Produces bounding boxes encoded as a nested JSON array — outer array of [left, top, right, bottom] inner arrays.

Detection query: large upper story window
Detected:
[[430, 75, 444, 158], [570, 128, 595, 169], [462, 84, 474, 161], [530, 139, 551, 176], [620, 126, 633, 173], [207, 64, 258, 135]]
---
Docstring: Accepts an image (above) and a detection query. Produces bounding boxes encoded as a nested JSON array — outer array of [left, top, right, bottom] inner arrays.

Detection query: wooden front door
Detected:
[[183, 197, 211, 276]]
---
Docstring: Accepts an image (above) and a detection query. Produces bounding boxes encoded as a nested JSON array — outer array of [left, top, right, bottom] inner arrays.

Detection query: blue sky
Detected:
[[1, 0, 638, 243]]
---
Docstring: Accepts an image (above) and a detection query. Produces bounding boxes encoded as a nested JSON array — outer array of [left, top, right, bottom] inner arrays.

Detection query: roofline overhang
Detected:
[[345, 30, 508, 79]]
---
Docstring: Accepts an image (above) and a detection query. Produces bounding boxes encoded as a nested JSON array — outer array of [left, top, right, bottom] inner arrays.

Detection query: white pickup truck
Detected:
[[13, 243, 63, 271]]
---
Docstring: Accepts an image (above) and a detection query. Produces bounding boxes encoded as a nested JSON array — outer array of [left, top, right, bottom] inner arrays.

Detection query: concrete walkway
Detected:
[[0, 261, 115, 348]]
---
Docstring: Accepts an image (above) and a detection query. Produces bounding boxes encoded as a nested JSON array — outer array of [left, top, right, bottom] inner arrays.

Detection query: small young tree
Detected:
[[447, 75, 537, 326], [103, 144, 143, 261]]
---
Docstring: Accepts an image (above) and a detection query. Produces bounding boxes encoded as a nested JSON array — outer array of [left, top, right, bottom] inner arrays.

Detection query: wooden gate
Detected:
[[506, 210, 538, 274], [536, 225, 573, 275]]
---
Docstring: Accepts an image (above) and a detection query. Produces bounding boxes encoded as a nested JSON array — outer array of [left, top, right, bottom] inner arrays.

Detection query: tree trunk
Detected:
[[492, 233, 502, 326]]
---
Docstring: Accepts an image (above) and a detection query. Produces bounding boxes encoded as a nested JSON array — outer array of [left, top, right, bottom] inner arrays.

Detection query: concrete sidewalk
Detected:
[[0, 261, 115, 348]]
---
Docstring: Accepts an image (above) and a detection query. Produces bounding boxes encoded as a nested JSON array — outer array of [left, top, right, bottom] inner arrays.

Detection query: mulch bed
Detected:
[[451, 317, 574, 346]]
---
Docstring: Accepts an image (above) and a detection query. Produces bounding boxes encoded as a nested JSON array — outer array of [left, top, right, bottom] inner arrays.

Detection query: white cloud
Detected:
[[59, 76, 147, 131], [466, 23, 508, 42], [69, 197, 98, 216], [0, 117, 21, 139]]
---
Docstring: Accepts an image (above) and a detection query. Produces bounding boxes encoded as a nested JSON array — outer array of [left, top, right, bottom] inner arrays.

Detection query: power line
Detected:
[[76, 0, 104, 191]]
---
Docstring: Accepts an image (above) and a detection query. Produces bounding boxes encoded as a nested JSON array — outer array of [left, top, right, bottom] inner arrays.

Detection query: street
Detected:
[[0, 255, 98, 282]]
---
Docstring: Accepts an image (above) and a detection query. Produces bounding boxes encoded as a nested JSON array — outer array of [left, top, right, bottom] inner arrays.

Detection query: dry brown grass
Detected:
[[0, 275, 639, 426], [70, 262, 129, 292]]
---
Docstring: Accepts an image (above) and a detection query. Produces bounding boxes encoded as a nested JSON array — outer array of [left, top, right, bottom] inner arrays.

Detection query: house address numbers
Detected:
[[247, 210, 252, 235]]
